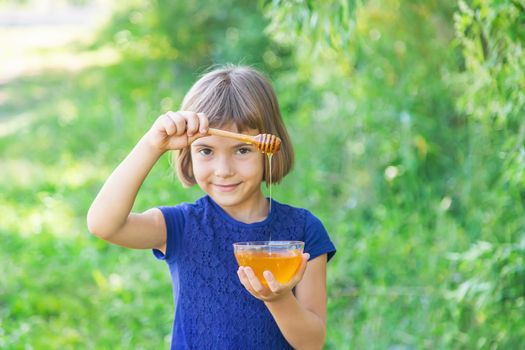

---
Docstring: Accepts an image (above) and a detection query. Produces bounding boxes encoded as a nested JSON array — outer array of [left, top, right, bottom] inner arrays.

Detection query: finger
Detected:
[[237, 267, 248, 285], [185, 112, 199, 137], [160, 114, 176, 136], [187, 132, 206, 145], [197, 113, 209, 134], [244, 267, 264, 293], [263, 270, 281, 293], [167, 111, 187, 136], [237, 267, 257, 294]]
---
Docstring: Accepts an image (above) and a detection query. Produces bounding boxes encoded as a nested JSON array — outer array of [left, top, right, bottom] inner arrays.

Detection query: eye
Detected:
[[236, 147, 252, 155], [198, 148, 212, 156]]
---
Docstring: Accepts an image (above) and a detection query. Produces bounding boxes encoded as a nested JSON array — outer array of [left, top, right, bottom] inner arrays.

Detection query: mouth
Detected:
[[213, 183, 241, 192]]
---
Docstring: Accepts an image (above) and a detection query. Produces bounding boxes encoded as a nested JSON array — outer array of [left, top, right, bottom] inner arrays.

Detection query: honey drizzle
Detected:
[[267, 153, 273, 243]]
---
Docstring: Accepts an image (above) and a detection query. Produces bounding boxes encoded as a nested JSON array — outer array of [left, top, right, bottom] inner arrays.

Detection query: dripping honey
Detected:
[[268, 153, 272, 212], [267, 153, 273, 241]]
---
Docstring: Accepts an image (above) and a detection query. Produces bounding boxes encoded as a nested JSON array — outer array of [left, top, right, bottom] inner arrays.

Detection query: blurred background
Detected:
[[1, 0, 524, 348]]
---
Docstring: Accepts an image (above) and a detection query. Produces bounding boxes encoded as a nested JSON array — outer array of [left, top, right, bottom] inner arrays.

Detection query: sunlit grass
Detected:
[[0, 157, 107, 187], [0, 25, 119, 81], [1, 196, 76, 237]]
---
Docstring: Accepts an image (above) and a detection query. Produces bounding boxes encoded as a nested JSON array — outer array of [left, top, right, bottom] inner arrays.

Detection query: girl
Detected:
[[87, 65, 336, 349]]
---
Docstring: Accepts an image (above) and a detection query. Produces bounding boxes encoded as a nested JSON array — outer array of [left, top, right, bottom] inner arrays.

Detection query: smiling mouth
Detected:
[[213, 183, 241, 192]]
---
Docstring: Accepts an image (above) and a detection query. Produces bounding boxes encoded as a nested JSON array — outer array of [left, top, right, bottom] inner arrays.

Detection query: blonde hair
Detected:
[[174, 65, 294, 187]]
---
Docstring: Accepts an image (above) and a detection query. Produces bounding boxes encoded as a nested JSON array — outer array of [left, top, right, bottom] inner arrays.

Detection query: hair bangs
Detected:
[[183, 77, 262, 133]]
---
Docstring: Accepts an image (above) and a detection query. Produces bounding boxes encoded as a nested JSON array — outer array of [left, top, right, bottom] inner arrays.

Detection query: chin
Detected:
[[211, 196, 243, 209]]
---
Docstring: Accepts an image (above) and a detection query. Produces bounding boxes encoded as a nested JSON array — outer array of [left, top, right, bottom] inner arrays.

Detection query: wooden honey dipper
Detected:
[[207, 128, 281, 154]]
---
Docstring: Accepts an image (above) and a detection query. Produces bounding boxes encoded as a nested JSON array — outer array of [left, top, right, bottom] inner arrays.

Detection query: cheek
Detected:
[[240, 155, 264, 179], [191, 159, 209, 181]]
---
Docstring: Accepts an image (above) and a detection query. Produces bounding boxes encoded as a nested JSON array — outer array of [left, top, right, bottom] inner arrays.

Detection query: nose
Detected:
[[214, 157, 234, 178]]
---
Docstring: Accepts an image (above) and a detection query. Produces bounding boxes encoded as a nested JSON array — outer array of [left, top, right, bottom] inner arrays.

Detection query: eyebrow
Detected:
[[233, 143, 254, 148], [191, 142, 212, 148]]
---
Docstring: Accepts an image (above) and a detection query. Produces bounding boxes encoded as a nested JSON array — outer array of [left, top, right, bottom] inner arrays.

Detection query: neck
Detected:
[[219, 192, 269, 224]]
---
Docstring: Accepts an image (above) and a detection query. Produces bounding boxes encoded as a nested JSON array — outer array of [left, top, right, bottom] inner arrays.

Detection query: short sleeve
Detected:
[[152, 205, 185, 263], [303, 211, 336, 262]]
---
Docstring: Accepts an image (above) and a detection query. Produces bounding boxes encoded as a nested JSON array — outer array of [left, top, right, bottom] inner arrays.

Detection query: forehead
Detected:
[[208, 122, 258, 134]]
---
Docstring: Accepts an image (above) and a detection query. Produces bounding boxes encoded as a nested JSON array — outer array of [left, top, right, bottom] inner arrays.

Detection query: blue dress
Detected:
[[153, 195, 336, 349]]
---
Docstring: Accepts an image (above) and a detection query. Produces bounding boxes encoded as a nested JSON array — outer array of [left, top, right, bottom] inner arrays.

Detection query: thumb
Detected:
[[187, 129, 209, 145]]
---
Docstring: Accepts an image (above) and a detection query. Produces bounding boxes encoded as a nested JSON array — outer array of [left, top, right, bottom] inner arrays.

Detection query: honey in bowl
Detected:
[[233, 241, 304, 286]]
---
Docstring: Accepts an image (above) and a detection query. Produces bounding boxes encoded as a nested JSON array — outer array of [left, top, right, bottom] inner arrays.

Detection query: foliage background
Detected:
[[1, 0, 524, 348]]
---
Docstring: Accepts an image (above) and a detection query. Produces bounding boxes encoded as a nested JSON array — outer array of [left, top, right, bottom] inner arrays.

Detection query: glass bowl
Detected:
[[233, 241, 304, 286]]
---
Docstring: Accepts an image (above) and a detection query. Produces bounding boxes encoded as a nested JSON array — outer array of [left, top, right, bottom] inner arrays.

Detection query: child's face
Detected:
[[190, 125, 265, 211]]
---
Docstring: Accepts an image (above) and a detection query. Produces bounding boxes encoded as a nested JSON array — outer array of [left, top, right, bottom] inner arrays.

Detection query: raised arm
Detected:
[[86, 111, 208, 251]]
